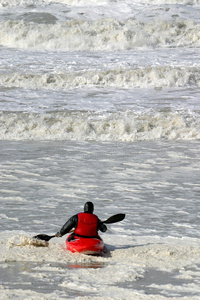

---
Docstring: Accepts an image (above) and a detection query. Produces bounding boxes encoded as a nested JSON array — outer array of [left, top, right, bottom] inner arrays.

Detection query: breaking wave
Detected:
[[0, 18, 200, 50], [1, 66, 200, 89], [0, 0, 108, 7], [0, 111, 200, 141], [1, 0, 200, 8]]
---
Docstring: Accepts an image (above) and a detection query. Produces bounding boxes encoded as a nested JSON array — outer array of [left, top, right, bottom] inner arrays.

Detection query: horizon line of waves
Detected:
[[0, 18, 200, 50], [1, 66, 200, 89], [0, 111, 200, 141], [1, 0, 200, 8]]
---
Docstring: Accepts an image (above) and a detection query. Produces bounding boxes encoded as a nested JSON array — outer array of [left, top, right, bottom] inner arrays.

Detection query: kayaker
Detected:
[[55, 202, 107, 241]]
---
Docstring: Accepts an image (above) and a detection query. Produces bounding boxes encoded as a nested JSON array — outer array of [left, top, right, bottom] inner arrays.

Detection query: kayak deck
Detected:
[[66, 236, 104, 255]]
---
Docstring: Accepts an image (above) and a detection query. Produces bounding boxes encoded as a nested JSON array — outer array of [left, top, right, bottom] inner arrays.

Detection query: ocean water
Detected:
[[0, 0, 200, 299]]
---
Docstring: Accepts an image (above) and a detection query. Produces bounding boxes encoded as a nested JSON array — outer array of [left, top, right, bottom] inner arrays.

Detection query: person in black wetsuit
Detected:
[[55, 202, 107, 241]]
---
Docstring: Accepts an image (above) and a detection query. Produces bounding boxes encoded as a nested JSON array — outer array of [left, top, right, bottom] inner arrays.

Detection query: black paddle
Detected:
[[33, 233, 55, 242], [101, 213, 125, 224], [33, 213, 125, 242]]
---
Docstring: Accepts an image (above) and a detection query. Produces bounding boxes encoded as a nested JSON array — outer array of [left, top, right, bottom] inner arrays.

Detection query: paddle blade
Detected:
[[102, 213, 125, 224], [33, 234, 55, 242]]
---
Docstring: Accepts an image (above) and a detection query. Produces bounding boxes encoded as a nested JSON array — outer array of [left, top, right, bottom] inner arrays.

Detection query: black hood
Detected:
[[84, 201, 94, 213]]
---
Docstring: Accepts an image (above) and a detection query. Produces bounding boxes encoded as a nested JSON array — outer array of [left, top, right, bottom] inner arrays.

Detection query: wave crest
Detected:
[[1, 66, 200, 89], [1, 18, 200, 50], [1, 111, 199, 141]]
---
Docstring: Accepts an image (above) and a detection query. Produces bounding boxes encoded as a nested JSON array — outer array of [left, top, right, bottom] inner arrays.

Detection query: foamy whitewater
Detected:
[[0, 0, 200, 299]]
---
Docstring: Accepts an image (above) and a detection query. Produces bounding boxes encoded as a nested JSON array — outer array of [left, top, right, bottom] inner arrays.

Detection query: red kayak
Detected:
[[66, 234, 104, 255]]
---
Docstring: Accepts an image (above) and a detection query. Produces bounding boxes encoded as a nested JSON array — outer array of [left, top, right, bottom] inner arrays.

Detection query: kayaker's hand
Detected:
[[103, 224, 107, 232], [55, 232, 62, 237]]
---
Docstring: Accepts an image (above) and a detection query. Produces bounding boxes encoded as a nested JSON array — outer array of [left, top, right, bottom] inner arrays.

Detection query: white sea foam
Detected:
[[0, 214, 18, 222], [0, 111, 199, 141], [1, 233, 200, 299], [0, 66, 200, 89], [0, 18, 200, 50]]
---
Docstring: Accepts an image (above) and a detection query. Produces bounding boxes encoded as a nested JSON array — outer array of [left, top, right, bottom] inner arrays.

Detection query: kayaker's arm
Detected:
[[98, 219, 107, 232], [56, 214, 78, 237]]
